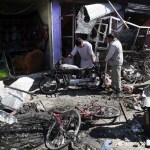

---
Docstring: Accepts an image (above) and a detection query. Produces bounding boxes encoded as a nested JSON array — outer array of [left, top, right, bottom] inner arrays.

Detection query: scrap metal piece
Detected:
[[119, 101, 130, 124]]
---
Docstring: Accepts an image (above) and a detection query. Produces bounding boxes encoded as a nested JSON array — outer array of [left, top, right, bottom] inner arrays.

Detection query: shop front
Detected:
[[0, 0, 57, 78]]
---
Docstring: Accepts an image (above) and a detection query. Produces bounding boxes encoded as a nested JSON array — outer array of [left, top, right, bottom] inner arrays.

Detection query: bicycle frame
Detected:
[[75, 105, 102, 119], [39, 100, 64, 125], [53, 113, 64, 126]]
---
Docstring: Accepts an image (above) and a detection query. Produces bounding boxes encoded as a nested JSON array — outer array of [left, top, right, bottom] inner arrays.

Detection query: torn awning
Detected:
[[75, 3, 122, 34]]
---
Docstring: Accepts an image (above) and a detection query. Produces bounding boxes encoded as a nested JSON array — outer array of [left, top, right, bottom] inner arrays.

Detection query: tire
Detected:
[[46, 109, 81, 150], [88, 105, 120, 119], [39, 76, 59, 95], [84, 72, 102, 90]]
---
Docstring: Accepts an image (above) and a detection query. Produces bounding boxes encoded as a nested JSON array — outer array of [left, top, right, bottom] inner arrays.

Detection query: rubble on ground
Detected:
[[0, 61, 150, 149]]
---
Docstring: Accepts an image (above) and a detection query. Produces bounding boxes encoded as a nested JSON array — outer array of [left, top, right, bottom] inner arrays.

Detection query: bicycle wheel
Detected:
[[39, 76, 59, 95], [88, 105, 120, 119], [46, 109, 81, 150]]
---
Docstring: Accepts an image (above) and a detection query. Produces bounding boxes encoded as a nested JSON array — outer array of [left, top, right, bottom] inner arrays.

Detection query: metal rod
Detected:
[[107, 0, 129, 29], [143, 28, 149, 50], [5, 85, 34, 95], [109, 17, 112, 33], [95, 19, 102, 56], [72, 3, 75, 49], [132, 28, 140, 51], [39, 100, 48, 112], [104, 61, 108, 82], [119, 101, 129, 124]]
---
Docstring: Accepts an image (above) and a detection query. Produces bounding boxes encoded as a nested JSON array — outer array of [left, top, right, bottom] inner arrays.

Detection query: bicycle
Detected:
[[0, 101, 81, 150], [36, 100, 81, 150], [52, 102, 121, 121], [45, 109, 81, 150], [20, 101, 81, 150]]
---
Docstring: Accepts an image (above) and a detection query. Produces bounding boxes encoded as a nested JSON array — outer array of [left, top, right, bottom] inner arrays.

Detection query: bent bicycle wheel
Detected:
[[39, 76, 59, 95], [46, 109, 81, 150], [88, 105, 120, 119]]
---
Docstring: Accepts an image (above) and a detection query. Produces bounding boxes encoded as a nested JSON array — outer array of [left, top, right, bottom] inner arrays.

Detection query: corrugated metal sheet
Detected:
[[76, 3, 122, 34], [83, 3, 122, 22], [1, 77, 34, 110]]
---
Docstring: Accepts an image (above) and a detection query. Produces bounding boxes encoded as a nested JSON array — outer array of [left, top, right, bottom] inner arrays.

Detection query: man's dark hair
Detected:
[[106, 33, 115, 39], [75, 38, 83, 46]]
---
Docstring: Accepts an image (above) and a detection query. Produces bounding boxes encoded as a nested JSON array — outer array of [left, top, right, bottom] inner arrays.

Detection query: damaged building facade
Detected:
[[0, 0, 150, 79]]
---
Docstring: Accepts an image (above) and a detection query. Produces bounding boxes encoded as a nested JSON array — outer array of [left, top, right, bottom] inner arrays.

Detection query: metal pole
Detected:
[[72, 2, 75, 49], [104, 61, 107, 82], [107, 0, 129, 29], [5, 85, 34, 95], [132, 28, 140, 51], [109, 16, 112, 33], [143, 28, 149, 50], [95, 19, 102, 55]]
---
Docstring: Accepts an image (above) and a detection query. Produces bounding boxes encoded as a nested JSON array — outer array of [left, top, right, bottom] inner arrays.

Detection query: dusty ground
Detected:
[[0, 80, 149, 150]]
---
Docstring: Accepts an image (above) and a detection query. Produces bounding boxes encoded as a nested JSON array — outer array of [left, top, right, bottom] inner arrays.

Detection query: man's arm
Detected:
[[90, 54, 96, 64], [105, 45, 116, 61], [67, 53, 74, 58], [67, 46, 77, 58]]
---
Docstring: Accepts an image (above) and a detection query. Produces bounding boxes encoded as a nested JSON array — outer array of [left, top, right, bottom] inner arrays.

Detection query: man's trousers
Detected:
[[111, 65, 122, 92]]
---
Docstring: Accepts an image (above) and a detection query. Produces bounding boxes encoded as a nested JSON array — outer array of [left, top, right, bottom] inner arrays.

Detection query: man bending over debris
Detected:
[[105, 33, 123, 95], [67, 37, 96, 68]]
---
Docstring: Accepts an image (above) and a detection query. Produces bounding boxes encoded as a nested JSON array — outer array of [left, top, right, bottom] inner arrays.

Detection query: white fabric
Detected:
[[71, 41, 95, 68]]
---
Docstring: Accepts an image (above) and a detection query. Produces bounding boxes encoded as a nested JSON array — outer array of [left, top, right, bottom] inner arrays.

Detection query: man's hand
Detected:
[[67, 54, 73, 58]]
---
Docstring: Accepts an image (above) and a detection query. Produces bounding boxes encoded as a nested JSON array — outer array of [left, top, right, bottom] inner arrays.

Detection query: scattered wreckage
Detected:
[[0, 1, 150, 149], [0, 75, 150, 149]]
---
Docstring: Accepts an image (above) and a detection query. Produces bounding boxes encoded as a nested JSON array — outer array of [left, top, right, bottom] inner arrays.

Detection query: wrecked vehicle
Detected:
[[39, 57, 102, 95]]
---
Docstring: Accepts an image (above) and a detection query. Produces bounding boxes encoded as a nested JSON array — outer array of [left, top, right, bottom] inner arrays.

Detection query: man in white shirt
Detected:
[[105, 33, 123, 94], [68, 38, 96, 68]]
